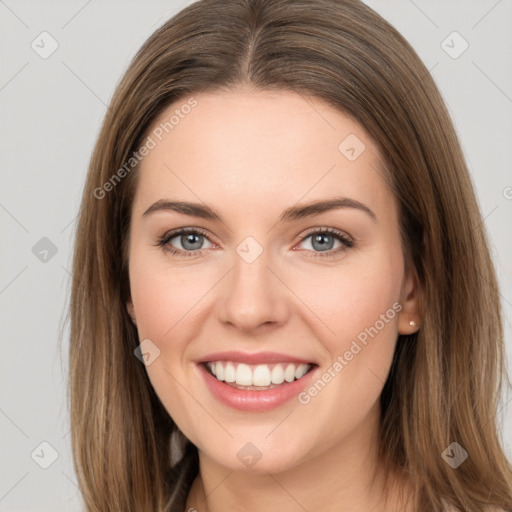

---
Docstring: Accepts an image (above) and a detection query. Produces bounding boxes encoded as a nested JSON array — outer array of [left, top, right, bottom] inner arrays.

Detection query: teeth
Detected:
[[271, 365, 285, 384], [295, 363, 309, 379], [252, 364, 271, 386], [206, 361, 312, 387], [224, 362, 236, 383], [284, 363, 296, 382], [235, 364, 253, 386]]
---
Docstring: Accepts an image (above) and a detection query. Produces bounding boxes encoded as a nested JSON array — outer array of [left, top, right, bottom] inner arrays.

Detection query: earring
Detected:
[[409, 320, 417, 327]]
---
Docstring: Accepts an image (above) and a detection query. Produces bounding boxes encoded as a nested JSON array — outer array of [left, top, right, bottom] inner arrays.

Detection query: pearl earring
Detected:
[[409, 320, 417, 327]]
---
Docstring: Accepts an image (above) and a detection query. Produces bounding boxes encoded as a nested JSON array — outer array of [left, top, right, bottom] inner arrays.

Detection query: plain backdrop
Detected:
[[1, 1, 511, 510]]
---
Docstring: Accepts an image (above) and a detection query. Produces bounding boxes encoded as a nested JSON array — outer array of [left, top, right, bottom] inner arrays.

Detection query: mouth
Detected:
[[202, 360, 317, 390], [197, 359, 319, 412]]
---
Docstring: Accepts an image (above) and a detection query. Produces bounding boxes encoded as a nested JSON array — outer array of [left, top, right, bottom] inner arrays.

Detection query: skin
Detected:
[[126, 88, 421, 512]]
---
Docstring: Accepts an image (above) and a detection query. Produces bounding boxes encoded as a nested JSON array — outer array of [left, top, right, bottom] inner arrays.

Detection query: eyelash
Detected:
[[156, 227, 355, 258]]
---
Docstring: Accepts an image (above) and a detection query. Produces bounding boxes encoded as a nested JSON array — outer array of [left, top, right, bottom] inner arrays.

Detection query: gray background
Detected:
[[1, 1, 511, 510]]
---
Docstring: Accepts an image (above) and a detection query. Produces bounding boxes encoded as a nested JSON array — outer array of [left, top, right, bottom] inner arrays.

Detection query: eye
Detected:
[[156, 226, 355, 258], [296, 227, 354, 257], [156, 227, 214, 257]]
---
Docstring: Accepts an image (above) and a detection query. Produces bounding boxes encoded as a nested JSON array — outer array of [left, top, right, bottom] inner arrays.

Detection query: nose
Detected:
[[216, 245, 290, 333]]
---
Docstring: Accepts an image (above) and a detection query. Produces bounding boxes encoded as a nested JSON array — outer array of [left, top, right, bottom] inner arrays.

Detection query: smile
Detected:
[[206, 361, 312, 389], [198, 360, 318, 412]]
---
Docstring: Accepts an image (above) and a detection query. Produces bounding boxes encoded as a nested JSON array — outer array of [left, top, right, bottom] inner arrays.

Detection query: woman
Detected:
[[68, 0, 512, 510]]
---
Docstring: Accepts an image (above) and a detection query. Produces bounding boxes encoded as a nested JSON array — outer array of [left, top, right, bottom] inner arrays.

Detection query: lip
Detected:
[[197, 361, 319, 412], [195, 351, 315, 365]]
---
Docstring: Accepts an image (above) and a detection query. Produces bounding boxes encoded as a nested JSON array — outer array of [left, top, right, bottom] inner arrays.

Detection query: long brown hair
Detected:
[[67, 0, 512, 510]]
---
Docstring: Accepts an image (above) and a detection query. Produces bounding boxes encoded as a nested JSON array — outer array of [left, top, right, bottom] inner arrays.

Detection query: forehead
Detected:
[[132, 89, 392, 220]]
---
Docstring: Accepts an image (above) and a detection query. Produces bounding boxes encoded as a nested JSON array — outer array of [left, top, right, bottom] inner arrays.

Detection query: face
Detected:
[[126, 88, 419, 473]]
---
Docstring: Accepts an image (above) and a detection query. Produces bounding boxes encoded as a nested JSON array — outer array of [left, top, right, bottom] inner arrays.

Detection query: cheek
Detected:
[[128, 254, 208, 414], [291, 247, 403, 348], [291, 246, 403, 412], [129, 254, 213, 342]]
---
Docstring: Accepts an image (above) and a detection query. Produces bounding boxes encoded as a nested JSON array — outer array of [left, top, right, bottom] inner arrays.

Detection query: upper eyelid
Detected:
[[298, 227, 353, 241]]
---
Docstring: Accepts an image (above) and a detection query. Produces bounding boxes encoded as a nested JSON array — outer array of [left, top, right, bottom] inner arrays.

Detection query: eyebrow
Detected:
[[142, 197, 377, 223]]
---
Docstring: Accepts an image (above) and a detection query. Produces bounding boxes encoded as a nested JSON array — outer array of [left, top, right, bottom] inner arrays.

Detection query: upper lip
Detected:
[[196, 351, 316, 365]]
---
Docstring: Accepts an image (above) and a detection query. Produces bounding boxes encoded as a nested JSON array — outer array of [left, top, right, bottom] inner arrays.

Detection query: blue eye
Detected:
[[156, 227, 354, 258], [296, 228, 354, 257], [157, 227, 213, 257]]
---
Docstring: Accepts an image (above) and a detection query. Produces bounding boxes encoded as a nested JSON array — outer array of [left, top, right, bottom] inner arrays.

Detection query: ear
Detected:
[[126, 299, 137, 326], [397, 264, 421, 335]]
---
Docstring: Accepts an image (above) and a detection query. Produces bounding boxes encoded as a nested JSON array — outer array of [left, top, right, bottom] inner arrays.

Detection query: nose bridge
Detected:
[[217, 233, 288, 331]]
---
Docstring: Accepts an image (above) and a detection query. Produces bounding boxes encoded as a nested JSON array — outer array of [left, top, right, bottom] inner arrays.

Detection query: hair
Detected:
[[66, 0, 512, 510]]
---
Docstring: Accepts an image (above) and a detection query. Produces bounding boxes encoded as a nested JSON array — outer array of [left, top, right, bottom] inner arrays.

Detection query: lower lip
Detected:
[[197, 363, 318, 412]]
